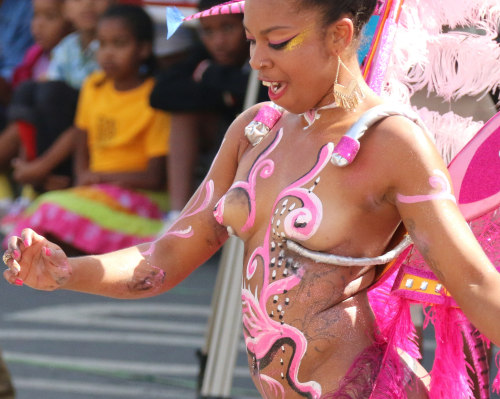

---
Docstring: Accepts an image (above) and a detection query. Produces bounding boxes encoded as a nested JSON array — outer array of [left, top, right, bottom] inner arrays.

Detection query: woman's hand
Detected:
[[3, 229, 72, 291]]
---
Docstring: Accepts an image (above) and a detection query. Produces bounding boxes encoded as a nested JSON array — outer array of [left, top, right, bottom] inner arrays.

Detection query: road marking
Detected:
[[6, 303, 211, 333], [0, 329, 205, 347], [0, 328, 248, 350], [3, 351, 251, 378], [13, 377, 192, 398], [6, 302, 212, 318], [13, 377, 260, 398]]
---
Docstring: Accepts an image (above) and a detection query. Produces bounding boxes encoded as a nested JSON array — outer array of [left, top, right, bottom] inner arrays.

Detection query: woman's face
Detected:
[[244, 0, 336, 114]]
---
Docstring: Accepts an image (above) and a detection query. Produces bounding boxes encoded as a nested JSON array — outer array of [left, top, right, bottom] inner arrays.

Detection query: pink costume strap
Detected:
[[244, 102, 285, 146], [254, 104, 282, 125]]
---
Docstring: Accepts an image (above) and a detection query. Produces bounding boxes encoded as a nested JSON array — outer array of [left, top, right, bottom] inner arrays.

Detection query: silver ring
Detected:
[[2, 252, 12, 265]]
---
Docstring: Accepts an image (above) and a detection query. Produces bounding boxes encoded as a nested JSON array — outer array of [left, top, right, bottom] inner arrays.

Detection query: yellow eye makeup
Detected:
[[283, 29, 308, 51], [268, 28, 310, 52]]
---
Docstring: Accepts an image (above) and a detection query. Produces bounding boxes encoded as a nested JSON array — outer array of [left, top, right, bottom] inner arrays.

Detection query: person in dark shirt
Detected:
[[150, 0, 267, 224]]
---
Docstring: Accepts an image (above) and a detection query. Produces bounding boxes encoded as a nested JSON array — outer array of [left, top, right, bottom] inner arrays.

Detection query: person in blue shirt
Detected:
[[0, 0, 34, 130]]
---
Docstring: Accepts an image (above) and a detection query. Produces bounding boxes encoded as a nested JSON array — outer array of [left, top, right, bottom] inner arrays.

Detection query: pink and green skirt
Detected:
[[4, 184, 168, 254]]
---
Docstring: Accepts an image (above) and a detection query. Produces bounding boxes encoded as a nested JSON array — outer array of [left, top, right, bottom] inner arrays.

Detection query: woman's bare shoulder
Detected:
[[370, 110, 441, 167], [365, 109, 450, 201]]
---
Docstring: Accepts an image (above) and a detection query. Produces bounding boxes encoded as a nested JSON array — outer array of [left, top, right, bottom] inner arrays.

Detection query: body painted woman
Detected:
[[4, 0, 500, 398]]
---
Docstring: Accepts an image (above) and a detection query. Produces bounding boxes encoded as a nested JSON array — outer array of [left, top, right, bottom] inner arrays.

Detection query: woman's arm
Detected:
[[382, 116, 500, 345], [3, 105, 259, 299]]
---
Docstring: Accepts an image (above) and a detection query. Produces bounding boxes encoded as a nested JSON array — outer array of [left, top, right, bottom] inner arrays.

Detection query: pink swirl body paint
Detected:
[[397, 170, 456, 205], [243, 142, 334, 398]]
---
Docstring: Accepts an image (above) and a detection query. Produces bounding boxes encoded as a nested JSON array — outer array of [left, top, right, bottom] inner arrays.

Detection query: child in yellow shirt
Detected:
[[6, 5, 171, 254]]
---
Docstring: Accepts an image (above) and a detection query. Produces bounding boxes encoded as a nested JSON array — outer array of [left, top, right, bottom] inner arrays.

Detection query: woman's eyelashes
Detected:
[[245, 35, 298, 51], [269, 38, 293, 50]]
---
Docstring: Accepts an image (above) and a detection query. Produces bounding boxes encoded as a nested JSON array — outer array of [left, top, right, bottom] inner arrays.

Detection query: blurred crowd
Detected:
[[0, 0, 267, 261], [0, 0, 268, 395]]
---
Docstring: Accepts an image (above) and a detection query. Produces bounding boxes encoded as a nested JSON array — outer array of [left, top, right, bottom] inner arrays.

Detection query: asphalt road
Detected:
[[0, 251, 498, 399], [0, 252, 259, 399]]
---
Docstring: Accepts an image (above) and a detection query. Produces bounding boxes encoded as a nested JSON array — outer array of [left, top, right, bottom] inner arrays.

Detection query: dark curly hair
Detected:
[[292, 0, 378, 37]]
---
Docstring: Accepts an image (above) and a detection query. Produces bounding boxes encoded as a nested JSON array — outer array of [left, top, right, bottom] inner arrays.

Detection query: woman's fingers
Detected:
[[3, 229, 68, 290], [4, 235, 24, 276], [4, 229, 45, 283], [6, 235, 23, 256], [20, 228, 44, 248], [3, 269, 23, 286]]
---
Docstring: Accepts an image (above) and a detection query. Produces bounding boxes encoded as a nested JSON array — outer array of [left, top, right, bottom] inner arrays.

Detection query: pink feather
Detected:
[[415, 107, 484, 164], [424, 306, 474, 398], [383, 0, 500, 103]]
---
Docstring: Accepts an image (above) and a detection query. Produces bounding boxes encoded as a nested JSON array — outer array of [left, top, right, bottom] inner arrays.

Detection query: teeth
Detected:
[[262, 81, 281, 92]]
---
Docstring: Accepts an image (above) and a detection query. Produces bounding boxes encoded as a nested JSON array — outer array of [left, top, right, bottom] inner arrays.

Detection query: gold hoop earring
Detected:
[[333, 56, 365, 111]]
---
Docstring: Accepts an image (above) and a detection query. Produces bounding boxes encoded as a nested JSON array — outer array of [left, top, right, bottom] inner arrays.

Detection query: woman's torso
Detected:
[[214, 107, 404, 397]]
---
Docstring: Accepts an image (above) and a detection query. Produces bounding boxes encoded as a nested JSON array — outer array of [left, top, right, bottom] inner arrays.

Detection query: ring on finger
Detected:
[[2, 252, 13, 265]]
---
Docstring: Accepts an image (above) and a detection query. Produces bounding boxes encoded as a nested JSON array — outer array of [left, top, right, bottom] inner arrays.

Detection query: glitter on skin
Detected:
[[283, 28, 310, 52]]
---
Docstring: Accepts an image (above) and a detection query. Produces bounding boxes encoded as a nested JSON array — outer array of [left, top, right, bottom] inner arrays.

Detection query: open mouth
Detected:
[[262, 81, 283, 95]]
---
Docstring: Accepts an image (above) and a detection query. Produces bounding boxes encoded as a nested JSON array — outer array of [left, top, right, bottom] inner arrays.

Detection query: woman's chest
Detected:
[[214, 128, 377, 252]]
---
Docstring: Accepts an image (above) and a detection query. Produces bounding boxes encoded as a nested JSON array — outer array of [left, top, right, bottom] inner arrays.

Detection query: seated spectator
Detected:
[[0, 0, 71, 191], [5, 4, 171, 255], [150, 0, 267, 224], [0, 0, 34, 129], [11, 0, 70, 88], [0, 0, 114, 195]]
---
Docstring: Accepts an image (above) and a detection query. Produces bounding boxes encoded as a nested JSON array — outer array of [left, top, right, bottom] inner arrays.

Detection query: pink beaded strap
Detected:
[[244, 102, 285, 146]]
